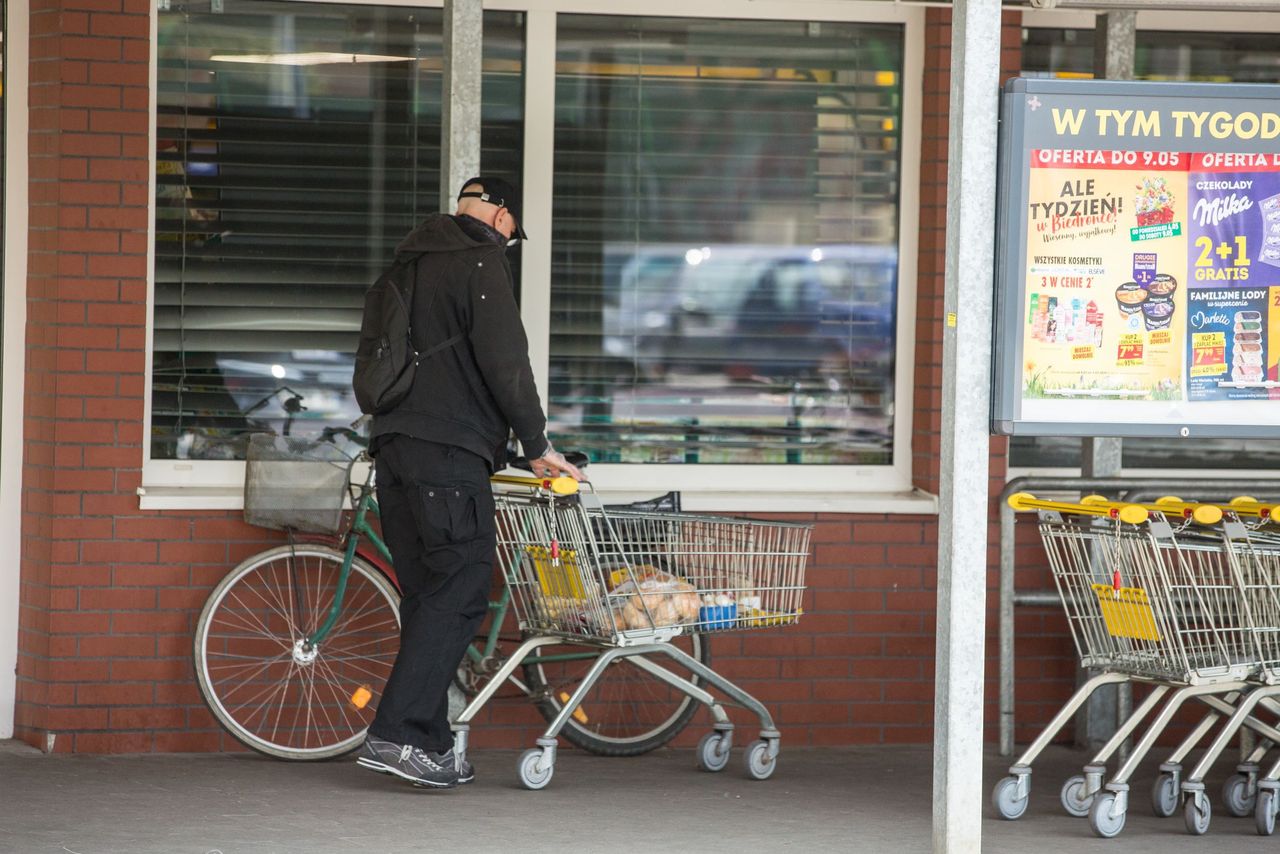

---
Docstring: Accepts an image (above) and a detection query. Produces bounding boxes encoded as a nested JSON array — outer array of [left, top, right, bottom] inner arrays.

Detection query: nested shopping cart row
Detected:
[[993, 493, 1280, 838]]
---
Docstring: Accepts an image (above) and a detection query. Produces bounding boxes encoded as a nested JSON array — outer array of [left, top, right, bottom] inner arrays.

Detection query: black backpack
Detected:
[[352, 253, 459, 415]]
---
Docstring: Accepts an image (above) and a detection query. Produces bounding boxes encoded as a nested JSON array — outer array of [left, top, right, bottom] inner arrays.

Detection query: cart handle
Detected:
[[1222, 496, 1277, 520], [490, 473, 581, 496], [1079, 494, 1223, 526], [1007, 491, 1148, 524]]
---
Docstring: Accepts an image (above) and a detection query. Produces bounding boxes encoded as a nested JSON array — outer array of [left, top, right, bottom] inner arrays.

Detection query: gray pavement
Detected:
[[2, 739, 1279, 853]]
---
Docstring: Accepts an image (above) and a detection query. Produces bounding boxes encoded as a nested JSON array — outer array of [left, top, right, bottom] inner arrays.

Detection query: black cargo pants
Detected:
[[368, 435, 496, 753]]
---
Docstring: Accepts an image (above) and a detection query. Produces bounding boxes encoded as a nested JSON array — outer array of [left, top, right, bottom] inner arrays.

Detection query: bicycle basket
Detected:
[[243, 434, 352, 534]]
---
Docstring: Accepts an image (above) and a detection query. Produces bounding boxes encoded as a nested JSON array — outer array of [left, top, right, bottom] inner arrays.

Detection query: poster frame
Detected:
[[991, 76, 1280, 439]]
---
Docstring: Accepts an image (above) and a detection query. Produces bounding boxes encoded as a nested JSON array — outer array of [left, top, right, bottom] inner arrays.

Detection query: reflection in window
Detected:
[[1022, 28, 1280, 84], [551, 16, 904, 465], [152, 1, 522, 460], [1013, 26, 1280, 471]]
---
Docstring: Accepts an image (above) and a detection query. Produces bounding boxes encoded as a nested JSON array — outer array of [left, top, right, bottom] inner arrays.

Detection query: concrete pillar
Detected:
[[1094, 12, 1137, 82], [1075, 10, 1136, 750], [932, 1, 1002, 851], [440, 0, 483, 212]]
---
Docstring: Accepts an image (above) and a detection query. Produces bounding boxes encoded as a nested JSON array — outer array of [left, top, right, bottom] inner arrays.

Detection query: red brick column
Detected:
[[17, 0, 158, 751]]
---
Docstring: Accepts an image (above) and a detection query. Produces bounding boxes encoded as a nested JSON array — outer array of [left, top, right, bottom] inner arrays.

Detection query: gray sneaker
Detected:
[[356, 737, 460, 789], [427, 748, 474, 785]]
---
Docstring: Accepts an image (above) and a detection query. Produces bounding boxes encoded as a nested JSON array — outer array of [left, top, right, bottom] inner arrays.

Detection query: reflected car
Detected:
[[602, 243, 898, 383]]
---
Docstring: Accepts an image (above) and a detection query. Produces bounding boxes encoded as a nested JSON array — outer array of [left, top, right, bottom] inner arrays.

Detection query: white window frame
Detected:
[[1014, 8, 1280, 484], [1, 0, 31, 739], [140, 0, 931, 513]]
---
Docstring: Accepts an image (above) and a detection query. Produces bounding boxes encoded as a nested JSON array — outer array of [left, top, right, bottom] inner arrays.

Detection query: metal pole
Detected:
[[933, 2, 1000, 851], [440, 0, 483, 212], [1079, 8, 1136, 756]]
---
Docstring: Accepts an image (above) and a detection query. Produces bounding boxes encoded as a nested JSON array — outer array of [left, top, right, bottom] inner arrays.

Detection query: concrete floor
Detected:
[[2, 739, 1279, 853]]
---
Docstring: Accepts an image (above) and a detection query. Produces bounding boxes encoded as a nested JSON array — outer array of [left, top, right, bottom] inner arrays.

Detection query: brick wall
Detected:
[[14, 4, 1087, 754]]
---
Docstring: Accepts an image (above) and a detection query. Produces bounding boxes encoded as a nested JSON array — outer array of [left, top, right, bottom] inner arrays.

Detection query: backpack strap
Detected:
[[403, 251, 464, 363]]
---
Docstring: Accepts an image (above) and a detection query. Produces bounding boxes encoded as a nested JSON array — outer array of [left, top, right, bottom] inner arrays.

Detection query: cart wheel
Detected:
[[1060, 774, 1092, 817], [743, 740, 776, 781], [1089, 792, 1126, 839], [1184, 795, 1211, 836], [517, 749, 553, 791], [1151, 772, 1179, 818], [1223, 773, 1255, 818], [696, 732, 730, 772], [992, 776, 1028, 821], [1256, 790, 1277, 837]]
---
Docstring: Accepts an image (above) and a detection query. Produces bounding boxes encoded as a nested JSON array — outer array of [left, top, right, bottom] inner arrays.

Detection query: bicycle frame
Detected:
[[303, 469, 598, 676]]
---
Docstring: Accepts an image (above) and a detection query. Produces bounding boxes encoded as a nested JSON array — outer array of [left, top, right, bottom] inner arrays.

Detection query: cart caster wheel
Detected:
[[517, 748, 553, 791], [1184, 795, 1211, 836], [1061, 774, 1092, 817], [992, 775, 1028, 821], [1256, 790, 1277, 837], [697, 732, 730, 773], [1223, 773, 1255, 818], [1151, 772, 1179, 818], [1089, 792, 1126, 839], [743, 740, 776, 781]]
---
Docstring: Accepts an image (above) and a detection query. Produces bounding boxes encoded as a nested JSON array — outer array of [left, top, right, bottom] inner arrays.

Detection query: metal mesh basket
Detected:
[[243, 434, 352, 534]]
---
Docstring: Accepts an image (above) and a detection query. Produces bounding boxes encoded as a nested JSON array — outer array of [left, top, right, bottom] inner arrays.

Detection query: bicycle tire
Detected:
[[193, 543, 401, 760], [521, 632, 711, 756]]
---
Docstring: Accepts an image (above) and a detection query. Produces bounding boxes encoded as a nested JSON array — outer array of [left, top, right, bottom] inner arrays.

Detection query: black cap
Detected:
[[457, 176, 527, 241]]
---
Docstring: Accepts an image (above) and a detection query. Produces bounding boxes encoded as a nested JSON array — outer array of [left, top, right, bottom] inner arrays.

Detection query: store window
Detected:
[[151, 1, 523, 460], [1013, 25, 1280, 470], [549, 16, 904, 465]]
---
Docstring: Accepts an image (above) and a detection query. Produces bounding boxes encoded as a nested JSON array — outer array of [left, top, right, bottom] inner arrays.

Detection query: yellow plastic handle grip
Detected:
[[490, 473, 581, 496], [1007, 491, 1149, 524]]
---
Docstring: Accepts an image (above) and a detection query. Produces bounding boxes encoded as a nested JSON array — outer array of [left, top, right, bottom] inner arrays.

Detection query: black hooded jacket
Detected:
[[369, 214, 549, 468]]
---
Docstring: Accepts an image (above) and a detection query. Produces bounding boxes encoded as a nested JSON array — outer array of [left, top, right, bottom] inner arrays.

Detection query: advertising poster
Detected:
[[993, 79, 1280, 438]]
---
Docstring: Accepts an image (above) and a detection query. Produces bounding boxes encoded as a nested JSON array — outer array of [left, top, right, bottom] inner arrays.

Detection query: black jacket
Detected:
[[369, 214, 549, 469]]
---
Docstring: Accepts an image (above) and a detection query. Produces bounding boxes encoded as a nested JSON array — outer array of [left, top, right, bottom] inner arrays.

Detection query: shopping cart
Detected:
[[992, 493, 1280, 838], [1193, 501, 1280, 837], [450, 477, 812, 789]]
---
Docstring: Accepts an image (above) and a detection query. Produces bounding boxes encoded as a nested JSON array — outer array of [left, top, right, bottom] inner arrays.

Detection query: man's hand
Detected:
[[531, 449, 584, 481]]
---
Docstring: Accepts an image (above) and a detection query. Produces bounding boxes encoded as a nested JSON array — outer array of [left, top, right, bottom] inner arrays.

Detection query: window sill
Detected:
[[138, 484, 940, 516]]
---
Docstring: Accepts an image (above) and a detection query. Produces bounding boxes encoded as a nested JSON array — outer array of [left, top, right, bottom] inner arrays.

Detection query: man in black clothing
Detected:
[[356, 177, 581, 789]]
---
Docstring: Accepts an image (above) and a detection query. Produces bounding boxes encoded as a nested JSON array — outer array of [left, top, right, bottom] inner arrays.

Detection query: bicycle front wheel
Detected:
[[193, 543, 401, 760], [522, 633, 710, 756]]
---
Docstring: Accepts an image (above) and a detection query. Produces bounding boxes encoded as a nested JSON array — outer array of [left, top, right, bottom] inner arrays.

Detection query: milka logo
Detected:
[[1190, 310, 1230, 330], [1193, 193, 1253, 228]]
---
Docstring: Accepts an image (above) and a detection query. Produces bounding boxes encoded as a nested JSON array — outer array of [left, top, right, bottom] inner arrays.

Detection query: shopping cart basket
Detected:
[[450, 478, 811, 789], [992, 494, 1280, 838]]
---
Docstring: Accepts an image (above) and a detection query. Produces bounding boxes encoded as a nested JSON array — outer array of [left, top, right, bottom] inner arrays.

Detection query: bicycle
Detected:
[[192, 432, 710, 760]]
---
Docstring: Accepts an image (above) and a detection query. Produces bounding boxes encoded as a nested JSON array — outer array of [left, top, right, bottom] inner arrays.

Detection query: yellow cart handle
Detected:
[[1007, 491, 1149, 525], [1222, 496, 1279, 520], [1079, 494, 1223, 526], [490, 473, 581, 496]]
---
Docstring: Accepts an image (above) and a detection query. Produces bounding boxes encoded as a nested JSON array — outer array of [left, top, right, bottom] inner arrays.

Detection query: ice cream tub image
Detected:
[[1233, 365, 1264, 383], [1234, 351, 1264, 368], [1236, 320, 1263, 334], [1236, 331, 1262, 345], [1147, 274, 1178, 298], [1236, 311, 1262, 323], [1116, 282, 1149, 314], [1141, 298, 1175, 331], [1236, 341, 1263, 354]]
